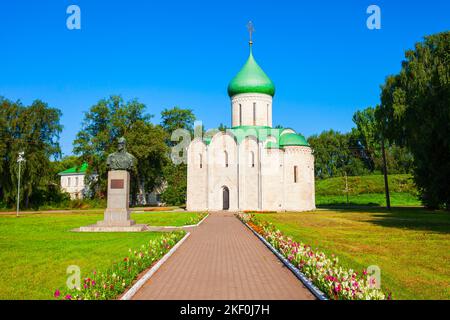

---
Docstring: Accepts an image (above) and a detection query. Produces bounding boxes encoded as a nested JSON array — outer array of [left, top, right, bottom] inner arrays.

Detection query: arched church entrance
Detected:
[[222, 186, 230, 210]]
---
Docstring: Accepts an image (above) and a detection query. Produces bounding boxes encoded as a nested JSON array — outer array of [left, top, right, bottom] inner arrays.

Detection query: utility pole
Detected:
[[381, 139, 391, 210], [16, 151, 25, 217]]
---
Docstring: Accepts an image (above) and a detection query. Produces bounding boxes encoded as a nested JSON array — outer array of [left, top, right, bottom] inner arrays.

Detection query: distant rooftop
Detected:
[[58, 162, 88, 175]]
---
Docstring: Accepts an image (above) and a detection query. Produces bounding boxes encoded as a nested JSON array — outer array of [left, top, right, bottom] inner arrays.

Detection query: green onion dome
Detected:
[[227, 49, 275, 97], [279, 133, 310, 147]]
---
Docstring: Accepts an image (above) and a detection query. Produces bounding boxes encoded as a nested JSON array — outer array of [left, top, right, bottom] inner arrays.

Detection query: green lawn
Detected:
[[315, 174, 421, 207], [253, 208, 450, 300], [0, 211, 204, 299], [316, 192, 422, 207], [132, 211, 207, 226], [316, 174, 417, 195]]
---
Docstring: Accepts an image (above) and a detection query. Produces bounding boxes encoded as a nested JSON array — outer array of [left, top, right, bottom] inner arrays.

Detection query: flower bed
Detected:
[[54, 231, 185, 300], [237, 213, 391, 300], [187, 212, 208, 225]]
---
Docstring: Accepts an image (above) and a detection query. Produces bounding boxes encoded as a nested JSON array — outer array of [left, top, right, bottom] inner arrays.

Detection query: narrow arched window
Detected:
[[250, 151, 255, 168], [75, 177, 79, 187], [253, 102, 256, 125], [239, 104, 242, 126], [224, 151, 229, 168], [294, 166, 298, 183], [267, 104, 269, 124], [199, 154, 203, 169], [68, 177, 71, 187]]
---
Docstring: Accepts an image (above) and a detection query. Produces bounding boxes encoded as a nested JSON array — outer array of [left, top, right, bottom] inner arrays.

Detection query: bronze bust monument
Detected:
[[106, 137, 137, 171]]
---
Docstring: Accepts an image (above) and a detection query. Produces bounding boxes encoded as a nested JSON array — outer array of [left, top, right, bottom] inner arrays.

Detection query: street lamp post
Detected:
[[16, 151, 25, 217]]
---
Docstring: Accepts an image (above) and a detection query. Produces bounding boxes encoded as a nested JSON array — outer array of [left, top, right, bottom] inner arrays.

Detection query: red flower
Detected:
[[54, 289, 60, 298]]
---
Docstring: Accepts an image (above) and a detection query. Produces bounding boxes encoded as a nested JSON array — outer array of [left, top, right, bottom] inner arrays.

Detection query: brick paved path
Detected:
[[132, 211, 315, 300]]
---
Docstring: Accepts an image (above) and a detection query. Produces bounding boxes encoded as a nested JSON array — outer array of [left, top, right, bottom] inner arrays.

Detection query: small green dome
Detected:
[[227, 49, 275, 97], [279, 133, 310, 147]]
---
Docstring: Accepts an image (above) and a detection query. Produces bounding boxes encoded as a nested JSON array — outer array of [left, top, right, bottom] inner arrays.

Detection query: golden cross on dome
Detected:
[[247, 21, 254, 45]]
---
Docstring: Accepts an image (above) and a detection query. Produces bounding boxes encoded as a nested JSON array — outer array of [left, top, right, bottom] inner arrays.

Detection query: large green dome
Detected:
[[279, 133, 310, 147], [227, 49, 275, 97]]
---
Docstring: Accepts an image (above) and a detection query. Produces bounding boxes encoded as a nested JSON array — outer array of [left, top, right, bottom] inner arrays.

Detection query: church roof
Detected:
[[58, 162, 88, 175], [227, 48, 275, 97], [202, 126, 310, 149], [279, 133, 309, 147]]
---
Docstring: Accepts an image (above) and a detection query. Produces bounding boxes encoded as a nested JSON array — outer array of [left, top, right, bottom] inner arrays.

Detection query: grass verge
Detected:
[[0, 211, 204, 299], [253, 208, 450, 300]]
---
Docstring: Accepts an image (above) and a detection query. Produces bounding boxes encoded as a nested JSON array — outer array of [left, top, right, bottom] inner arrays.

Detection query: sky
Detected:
[[1, 0, 449, 156]]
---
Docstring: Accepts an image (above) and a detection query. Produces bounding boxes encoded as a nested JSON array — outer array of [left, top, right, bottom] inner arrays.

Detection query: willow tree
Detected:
[[0, 97, 62, 208]]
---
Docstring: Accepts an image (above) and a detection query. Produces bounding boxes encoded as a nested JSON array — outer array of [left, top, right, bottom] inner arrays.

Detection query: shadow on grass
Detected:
[[318, 202, 382, 209], [321, 206, 450, 234]]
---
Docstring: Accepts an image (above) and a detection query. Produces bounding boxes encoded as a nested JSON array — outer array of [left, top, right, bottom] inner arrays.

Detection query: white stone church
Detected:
[[186, 40, 315, 212]]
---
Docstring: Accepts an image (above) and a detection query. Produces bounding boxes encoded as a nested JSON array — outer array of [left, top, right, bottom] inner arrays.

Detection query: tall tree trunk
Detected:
[[381, 139, 391, 210], [25, 192, 29, 209]]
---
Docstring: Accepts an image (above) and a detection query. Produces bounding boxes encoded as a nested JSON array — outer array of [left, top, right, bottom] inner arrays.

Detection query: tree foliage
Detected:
[[376, 32, 450, 209], [160, 106, 195, 146], [308, 130, 370, 180], [159, 106, 196, 206], [0, 97, 63, 208], [73, 96, 168, 203], [352, 106, 413, 174]]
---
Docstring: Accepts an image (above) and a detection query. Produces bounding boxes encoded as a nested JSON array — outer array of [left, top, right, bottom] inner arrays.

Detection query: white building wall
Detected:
[[231, 93, 273, 127], [186, 139, 208, 211], [239, 137, 259, 210], [207, 133, 239, 211], [60, 174, 85, 199], [186, 133, 316, 212], [261, 148, 284, 211], [283, 146, 316, 211]]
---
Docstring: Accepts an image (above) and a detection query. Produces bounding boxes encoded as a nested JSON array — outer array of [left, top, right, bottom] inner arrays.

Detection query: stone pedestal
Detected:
[[99, 170, 133, 226], [77, 170, 147, 232]]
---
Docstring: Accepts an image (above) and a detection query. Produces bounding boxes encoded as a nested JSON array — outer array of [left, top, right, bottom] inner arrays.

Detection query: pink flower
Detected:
[[54, 289, 60, 298], [64, 294, 72, 300]]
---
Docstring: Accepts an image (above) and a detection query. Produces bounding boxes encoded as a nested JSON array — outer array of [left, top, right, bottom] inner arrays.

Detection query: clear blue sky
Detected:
[[1, 0, 449, 156]]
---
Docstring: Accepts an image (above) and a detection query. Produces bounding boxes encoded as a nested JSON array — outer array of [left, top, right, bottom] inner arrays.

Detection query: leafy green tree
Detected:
[[377, 32, 450, 209], [159, 107, 196, 206], [218, 123, 228, 132], [160, 163, 187, 206], [160, 106, 195, 146], [352, 106, 413, 174], [308, 130, 370, 179], [125, 121, 169, 203], [73, 96, 168, 203], [0, 97, 62, 208]]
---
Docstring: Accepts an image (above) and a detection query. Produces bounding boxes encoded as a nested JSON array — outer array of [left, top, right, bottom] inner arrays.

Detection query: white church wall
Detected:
[[239, 137, 259, 210], [231, 93, 273, 127], [283, 146, 316, 211], [207, 132, 239, 211], [261, 148, 285, 211], [186, 139, 208, 211]]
